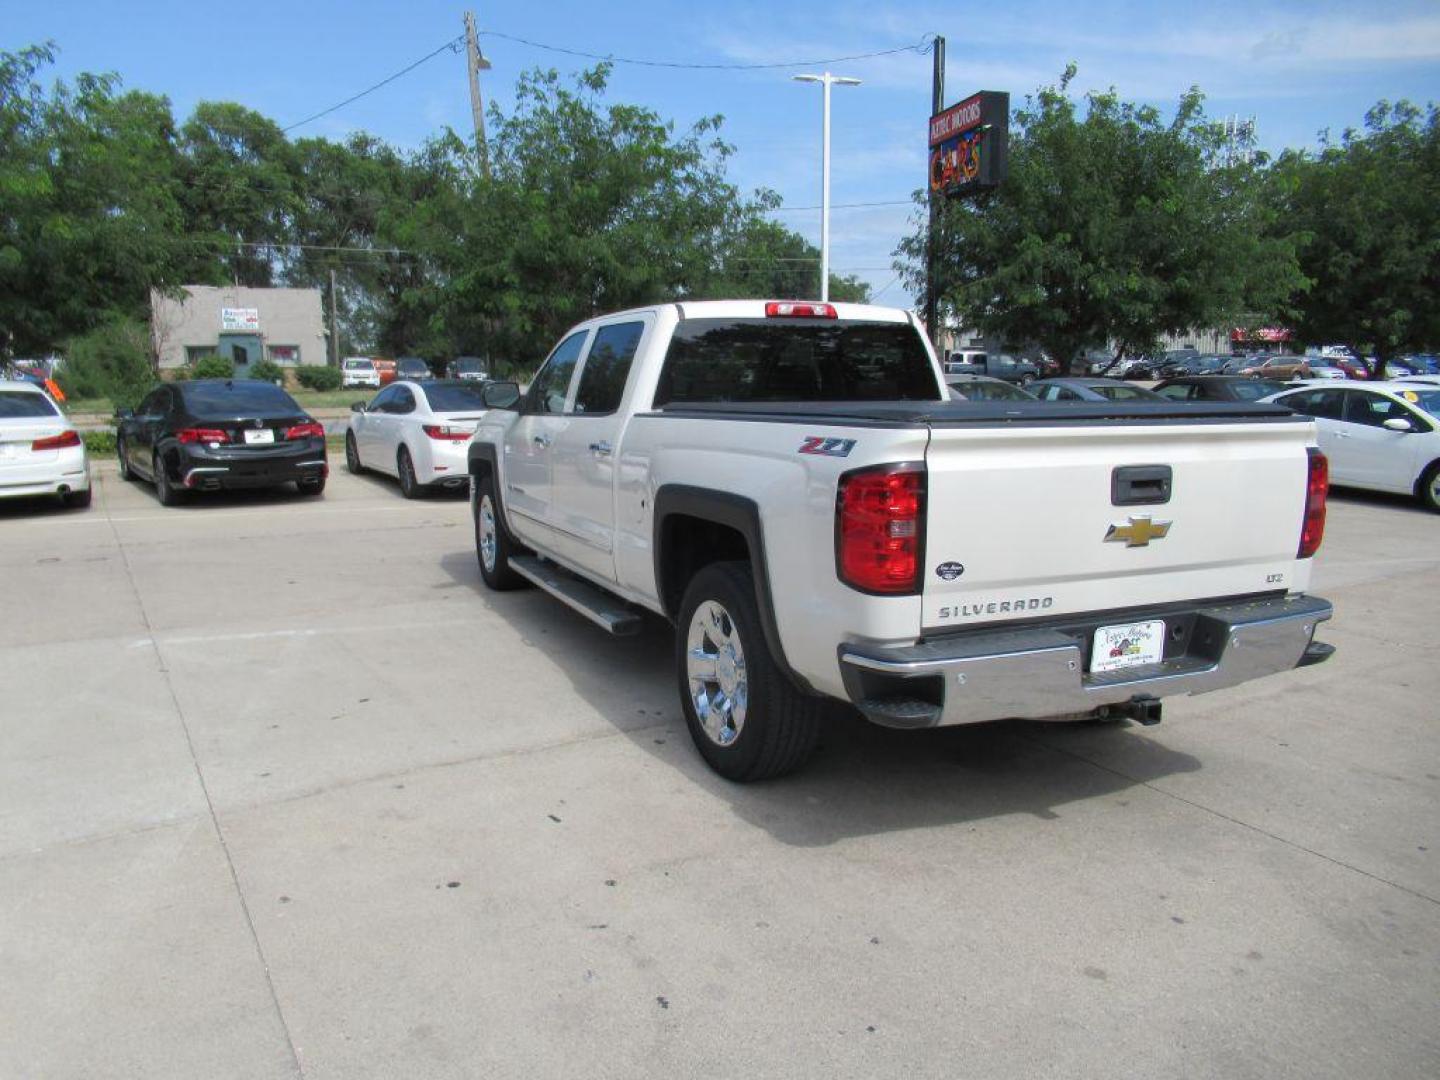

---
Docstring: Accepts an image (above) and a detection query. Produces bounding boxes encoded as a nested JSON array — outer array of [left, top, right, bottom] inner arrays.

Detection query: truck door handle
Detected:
[[1112, 464, 1172, 506], [532, 434, 551, 448], [589, 441, 613, 457]]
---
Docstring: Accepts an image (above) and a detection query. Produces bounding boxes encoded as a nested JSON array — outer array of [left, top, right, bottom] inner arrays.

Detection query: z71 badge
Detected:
[[798, 436, 856, 457]]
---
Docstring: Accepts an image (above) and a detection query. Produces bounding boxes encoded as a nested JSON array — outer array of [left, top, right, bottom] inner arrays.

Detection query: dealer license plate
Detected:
[[243, 428, 275, 445], [1091, 619, 1165, 674]]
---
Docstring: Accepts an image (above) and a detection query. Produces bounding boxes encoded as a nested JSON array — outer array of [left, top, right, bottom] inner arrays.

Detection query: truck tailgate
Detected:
[[922, 419, 1313, 632]]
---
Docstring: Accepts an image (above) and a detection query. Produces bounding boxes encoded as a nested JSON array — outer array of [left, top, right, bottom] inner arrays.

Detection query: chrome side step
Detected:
[[510, 556, 642, 637]]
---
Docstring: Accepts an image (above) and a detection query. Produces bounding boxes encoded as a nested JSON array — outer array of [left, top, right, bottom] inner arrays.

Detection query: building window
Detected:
[[185, 345, 217, 365], [267, 345, 300, 366]]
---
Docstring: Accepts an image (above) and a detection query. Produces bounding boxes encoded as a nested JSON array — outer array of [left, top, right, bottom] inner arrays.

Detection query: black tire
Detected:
[[296, 476, 326, 496], [675, 561, 821, 782], [62, 486, 93, 509], [116, 437, 135, 481], [473, 473, 527, 590], [153, 452, 184, 506], [345, 431, 364, 474], [1418, 461, 1440, 513], [397, 446, 423, 499]]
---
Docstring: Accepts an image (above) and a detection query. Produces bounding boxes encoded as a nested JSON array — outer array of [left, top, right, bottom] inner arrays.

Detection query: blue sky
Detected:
[[7, 0, 1440, 305]]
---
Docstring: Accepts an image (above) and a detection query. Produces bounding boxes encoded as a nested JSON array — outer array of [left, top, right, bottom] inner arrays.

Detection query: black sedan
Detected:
[[1030, 378, 1165, 403], [1153, 376, 1289, 402], [115, 379, 327, 505]]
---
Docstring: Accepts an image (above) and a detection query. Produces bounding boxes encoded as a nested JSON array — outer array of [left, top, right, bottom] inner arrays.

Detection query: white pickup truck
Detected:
[[467, 300, 1334, 781]]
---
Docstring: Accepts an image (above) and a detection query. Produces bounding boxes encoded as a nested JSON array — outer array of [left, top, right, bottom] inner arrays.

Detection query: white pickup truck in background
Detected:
[[466, 300, 1334, 781]]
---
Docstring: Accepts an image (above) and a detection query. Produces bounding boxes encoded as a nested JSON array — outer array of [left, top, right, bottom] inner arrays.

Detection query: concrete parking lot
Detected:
[[1, 462, 1437, 1079]]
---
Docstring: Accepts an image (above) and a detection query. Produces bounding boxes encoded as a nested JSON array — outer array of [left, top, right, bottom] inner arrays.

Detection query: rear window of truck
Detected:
[[654, 319, 940, 405]]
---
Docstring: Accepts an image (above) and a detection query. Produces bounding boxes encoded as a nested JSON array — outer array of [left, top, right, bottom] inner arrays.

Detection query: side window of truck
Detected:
[[527, 331, 589, 415], [572, 322, 644, 415]]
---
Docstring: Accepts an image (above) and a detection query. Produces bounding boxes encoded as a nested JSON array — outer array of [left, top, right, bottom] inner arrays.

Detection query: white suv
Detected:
[[342, 357, 380, 389]]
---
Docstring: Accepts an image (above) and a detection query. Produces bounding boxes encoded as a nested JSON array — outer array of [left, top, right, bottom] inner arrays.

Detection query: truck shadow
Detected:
[[439, 552, 1203, 848]]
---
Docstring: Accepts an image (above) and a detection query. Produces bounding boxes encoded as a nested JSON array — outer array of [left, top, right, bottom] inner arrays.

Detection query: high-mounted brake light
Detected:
[[836, 464, 925, 594], [1298, 447, 1328, 559], [284, 422, 325, 440], [176, 427, 230, 445], [423, 425, 473, 441], [765, 301, 838, 319], [31, 429, 82, 451]]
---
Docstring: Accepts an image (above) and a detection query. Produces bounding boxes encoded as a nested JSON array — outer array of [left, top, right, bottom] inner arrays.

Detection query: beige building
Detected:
[[150, 286, 327, 372]]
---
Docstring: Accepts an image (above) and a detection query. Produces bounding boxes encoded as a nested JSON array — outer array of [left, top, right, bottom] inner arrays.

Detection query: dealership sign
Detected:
[[221, 307, 260, 332], [929, 91, 1010, 197]]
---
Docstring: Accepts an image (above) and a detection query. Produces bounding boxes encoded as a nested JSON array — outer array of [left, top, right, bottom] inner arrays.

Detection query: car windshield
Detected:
[[1234, 379, 1286, 400], [1398, 389, 1440, 418], [182, 381, 301, 417], [0, 389, 60, 418], [344, 359, 373, 370], [950, 380, 1034, 401], [656, 319, 940, 404], [1088, 383, 1156, 401], [454, 359, 485, 373], [424, 382, 490, 411], [399, 360, 428, 373]]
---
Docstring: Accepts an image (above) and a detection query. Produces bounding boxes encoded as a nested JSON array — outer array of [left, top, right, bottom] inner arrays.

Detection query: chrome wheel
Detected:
[[685, 600, 748, 747], [478, 493, 498, 573]]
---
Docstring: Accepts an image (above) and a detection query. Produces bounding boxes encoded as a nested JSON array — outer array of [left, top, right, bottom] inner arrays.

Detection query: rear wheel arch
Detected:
[[653, 485, 814, 695]]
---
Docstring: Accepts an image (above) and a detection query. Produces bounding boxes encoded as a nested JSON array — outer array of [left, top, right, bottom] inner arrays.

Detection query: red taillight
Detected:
[[423, 424, 472, 441], [1298, 447, 1328, 559], [284, 422, 325, 440], [837, 465, 925, 594], [176, 428, 230, 445], [765, 301, 838, 319], [31, 429, 82, 451]]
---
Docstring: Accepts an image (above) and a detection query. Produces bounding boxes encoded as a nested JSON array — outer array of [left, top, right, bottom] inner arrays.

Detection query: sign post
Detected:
[[925, 83, 1009, 351]]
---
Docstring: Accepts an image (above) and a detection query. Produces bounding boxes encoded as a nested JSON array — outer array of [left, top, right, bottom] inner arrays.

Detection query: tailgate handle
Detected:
[[1112, 465, 1172, 506]]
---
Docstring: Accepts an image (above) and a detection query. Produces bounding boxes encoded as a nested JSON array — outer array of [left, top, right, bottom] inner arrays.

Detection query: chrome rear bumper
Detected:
[[839, 595, 1334, 729]]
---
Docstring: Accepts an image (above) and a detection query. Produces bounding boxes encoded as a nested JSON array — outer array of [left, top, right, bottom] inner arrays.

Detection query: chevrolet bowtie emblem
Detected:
[[1105, 515, 1172, 547]]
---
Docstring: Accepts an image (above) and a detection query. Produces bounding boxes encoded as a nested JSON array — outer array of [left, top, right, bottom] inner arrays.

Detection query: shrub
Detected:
[[251, 359, 285, 384], [57, 317, 155, 411], [82, 431, 116, 456], [168, 366, 190, 381], [191, 355, 235, 379], [296, 365, 342, 391]]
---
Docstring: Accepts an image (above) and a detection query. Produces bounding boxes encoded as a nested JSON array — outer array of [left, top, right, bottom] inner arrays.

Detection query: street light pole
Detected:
[[793, 72, 861, 302]]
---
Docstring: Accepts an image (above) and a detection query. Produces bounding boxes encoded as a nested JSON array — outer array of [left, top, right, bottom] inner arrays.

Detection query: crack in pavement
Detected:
[[101, 485, 307, 1079]]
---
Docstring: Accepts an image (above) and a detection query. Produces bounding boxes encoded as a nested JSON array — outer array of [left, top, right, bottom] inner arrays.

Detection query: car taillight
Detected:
[[423, 425, 472, 441], [285, 422, 325, 440], [176, 428, 230, 445], [836, 465, 925, 594], [765, 301, 837, 319], [31, 429, 82, 451], [1298, 447, 1328, 559]]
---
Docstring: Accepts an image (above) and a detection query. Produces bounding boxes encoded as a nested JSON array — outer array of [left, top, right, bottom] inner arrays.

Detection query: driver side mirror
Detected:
[[1383, 417, 1414, 433], [481, 381, 522, 410], [350, 401, 366, 413], [114, 407, 134, 420]]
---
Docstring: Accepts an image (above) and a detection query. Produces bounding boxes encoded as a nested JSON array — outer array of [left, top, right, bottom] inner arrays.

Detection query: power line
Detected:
[[283, 35, 466, 133], [478, 29, 932, 70]]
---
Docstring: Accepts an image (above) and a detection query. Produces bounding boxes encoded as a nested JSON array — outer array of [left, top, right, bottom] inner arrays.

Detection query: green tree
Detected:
[[898, 68, 1302, 373], [0, 44, 192, 358], [1270, 102, 1440, 376]]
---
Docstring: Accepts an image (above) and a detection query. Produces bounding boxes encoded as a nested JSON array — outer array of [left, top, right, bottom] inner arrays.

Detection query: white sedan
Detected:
[[1262, 381, 1440, 511], [0, 380, 91, 508], [344, 380, 490, 497]]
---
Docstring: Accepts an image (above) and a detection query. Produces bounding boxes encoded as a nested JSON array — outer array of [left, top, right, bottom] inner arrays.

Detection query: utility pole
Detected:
[[924, 35, 946, 350], [464, 10, 493, 180], [328, 267, 339, 366]]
